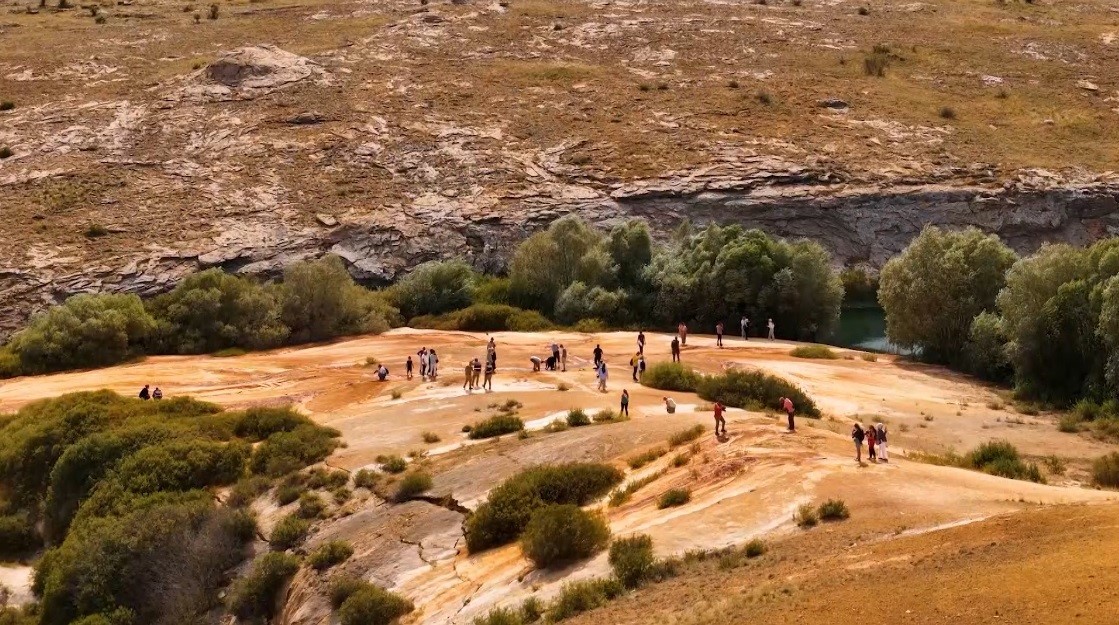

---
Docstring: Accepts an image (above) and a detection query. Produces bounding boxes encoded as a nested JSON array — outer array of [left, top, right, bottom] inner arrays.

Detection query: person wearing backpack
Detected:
[[852, 424, 865, 463]]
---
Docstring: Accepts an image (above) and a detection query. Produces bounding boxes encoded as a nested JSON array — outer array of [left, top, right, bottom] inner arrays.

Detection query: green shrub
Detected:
[[963, 440, 1043, 482], [519, 597, 543, 622], [795, 503, 818, 528], [354, 469, 379, 489], [571, 318, 608, 333], [333, 487, 352, 504], [305, 468, 350, 490], [297, 492, 326, 518], [671, 453, 690, 468], [548, 578, 624, 621], [817, 499, 849, 521], [391, 260, 478, 321], [473, 276, 511, 305], [275, 481, 304, 505], [250, 424, 341, 477], [657, 488, 690, 509], [378, 455, 408, 474], [592, 409, 623, 423], [1092, 452, 1119, 488], [234, 406, 311, 441], [520, 505, 610, 568], [227, 476, 273, 508], [309, 540, 354, 570], [269, 514, 310, 550], [114, 439, 249, 494], [543, 419, 569, 433], [608, 470, 665, 507], [465, 463, 623, 552], [697, 369, 820, 417], [790, 345, 839, 359], [473, 608, 524, 625], [227, 552, 300, 620], [668, 424, 705, 447], [421, 431, 441, 444], [278, 255, 397, 343], [609, 534, 656, 588], [744, 538, 766, 558], [413, 304, 551, 332], [626, 447, 667, 469], [860, 353, 878, 362], [146, 269, 289, 354], [393, 471, 433, 502], [640, 362, 701, 392], [507, 310, 554, 332], [566, 409, 591, 427], [0, 347, 21, 378], [0, 101, 13, 111], [469, 414, 525, 439], [8, 293, 156, 374], [337, 585, 414, 625], [0, 513, 39, 558]]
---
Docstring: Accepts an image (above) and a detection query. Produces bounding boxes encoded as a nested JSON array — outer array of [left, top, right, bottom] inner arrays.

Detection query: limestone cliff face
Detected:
[[3, 176, 1118, 339]]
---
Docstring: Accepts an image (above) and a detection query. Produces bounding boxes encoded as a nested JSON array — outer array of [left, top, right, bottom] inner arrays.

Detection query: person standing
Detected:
[[597, 361, 608, 392], [560, 344, 568, 372], [593, 344, 603, 367], [637, 331, 646, 355], [852, 424, 865, 463], [418, 347, 428, 379], [551, 342, 560, 367], [463, 361, 474, 391], [678, 322, 688, 346], [630, 352, 640, 382], [427, 349, 438, 380], [713, 401, 727, 437], [471, 358, 482, 389], [152, 387, 163, 400], [406, 356, 414, 380], [875, 422, 889, 462], [781, 396, 795, 432], [483, 359, 495, 391], [767, 318, 776, 340], [670, 336, 681, 363], [866, 425, 878, 463], [716, 321, 724, 348], [741, 315, 749, 340], [638, 355, 646, 379], [620, 389, 630, 418], [139, 385, 151, 401]]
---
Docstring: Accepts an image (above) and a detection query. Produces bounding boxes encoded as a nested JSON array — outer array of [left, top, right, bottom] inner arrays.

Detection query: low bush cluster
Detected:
[[964, 441, 1043, 483], [608, 535, 656, 588], [667, 424, 706, 447], [227, 552, 300, 621], [309, 540, 354, 570], [334, 580, 414, 625], [565, 409, 591, 427], [1093, 452, 1119, 488], [270, 514, 311, 550], [641, 365, 819, 418], [789, 345, 839, 359], [393, 471, 434, 502], [465, 463, 623, 552], [657, 488, 691, 509], [640, 362, 701, 392], [797, 499, 849, 528], [626, 447, 667, 470], [468, 414, 525, 439], [519, 504, 610, 568]]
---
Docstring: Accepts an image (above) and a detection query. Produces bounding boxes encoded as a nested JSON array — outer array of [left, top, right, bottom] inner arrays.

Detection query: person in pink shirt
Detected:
[[779, 396, 796, 432]]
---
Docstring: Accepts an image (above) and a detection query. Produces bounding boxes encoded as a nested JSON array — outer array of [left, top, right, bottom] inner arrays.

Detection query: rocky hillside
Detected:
[[2, 0, 1119, 334]]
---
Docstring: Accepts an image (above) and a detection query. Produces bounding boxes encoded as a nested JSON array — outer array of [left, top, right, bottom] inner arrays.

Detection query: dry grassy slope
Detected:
[[0, 0, 1118, 263]]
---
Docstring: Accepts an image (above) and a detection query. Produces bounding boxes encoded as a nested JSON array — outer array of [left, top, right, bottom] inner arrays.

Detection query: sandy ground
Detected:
[[1, 329, 1116, 623]]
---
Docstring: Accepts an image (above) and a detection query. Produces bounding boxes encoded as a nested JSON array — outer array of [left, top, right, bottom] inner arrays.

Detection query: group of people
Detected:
[[408, 347, 441, 381], [531, 342, 568, 372], [137, 384, 163, 401], [851, 422, 889, 463]]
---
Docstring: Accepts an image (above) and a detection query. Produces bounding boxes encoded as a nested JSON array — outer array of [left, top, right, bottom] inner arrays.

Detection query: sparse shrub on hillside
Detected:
[[227, 552, 300, 621], [939, 106, 957, 120], [353, 469, 378, 489], [864, 50, 889, 76], [305, 468, 349, 490], [857, 5, 869, 14], [795, 503, 818, 528], [269, 514, 310, 550], [378, 455, 408, 474], [593, 408, 624, 423], [756, 90, 773, 105], [0, 101, 14, 111], [609, 534, 656, 588], [336, 583, 414, 625], [422, 431, 441, 444], [668, 424, 705, 447], [465, 463, 623, 552], [1093, 452, 1119, 488], [393, 471, 433, 502], [469, 414, 525, 439], [297, 492, 326, 519], [226, 476, 273, 508], [860, 353, 878, 362], [548, 578, 624, 622], [275, 481, 304, 506], [0, 146, 12, 159], [964, 440, 1043, 482], [627, 447, 667, 469], [566, 408, 591, 427], [608, 469, 666, 507], [790, 345, 838, 359], [84, 224, 109, 238], [641, 362, 701, 392], [520, 505, 610, 568], [208, 3, 218, 18], [309, 540, 354, 570], [744, 538, 766, 557], [817, 499, 850, 521], [657, 488, 691, 509]]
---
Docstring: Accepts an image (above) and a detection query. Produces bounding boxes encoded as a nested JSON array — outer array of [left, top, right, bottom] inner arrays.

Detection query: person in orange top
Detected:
[[713, 401, 727, 437], [780, 396, 796, 432]]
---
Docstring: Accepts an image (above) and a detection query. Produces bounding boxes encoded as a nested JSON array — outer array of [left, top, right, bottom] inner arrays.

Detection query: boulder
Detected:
[[206, 45, 324, 93]]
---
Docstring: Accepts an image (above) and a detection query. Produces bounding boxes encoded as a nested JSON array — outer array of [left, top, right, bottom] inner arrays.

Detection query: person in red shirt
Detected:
[[713, 401, 727, 437], [780, 396, 796, 432], [866, 424, 878, 462]]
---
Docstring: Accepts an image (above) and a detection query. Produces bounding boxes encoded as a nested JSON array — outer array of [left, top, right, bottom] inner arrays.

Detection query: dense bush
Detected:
[[963, 441, 1043, 482], [227, 552, 300, 621], [789, 345, 838, 359], [297, 492, 326, 519], [250, 424, 341, 477], [309, 540, 354, 570], [393, 471, 433, 502], [411, 304, 552, 333], [465, 463, 623, 552], [468, 414, 525, 439], [565, 409, 591, 427], [656, 488, 691, 509], [519, 505, 610, 568], [609, 534, 656, 588], [794, 503, 818, 528], [0, 513, 39, 558], [146, 269, 289, 354], [547, 578, 624, 622], [279, 255, 397, 343], [269, 514, 310, 550], [354, 469, 379, 489], [7, 293, 155, 374], [640, 362, 700, 392], [1092, 452, 1119, 488], [554, 282, 627, 326], [233, 406, 313, 441], [879, 226, 1017, 365], [697, 369, 820, 417], [390, 260, 478, 320], [337, 584, 414, 625], [817, 499, 850, 521]]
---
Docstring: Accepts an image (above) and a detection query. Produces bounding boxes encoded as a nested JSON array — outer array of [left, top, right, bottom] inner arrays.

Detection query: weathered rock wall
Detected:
[[3, 180, 1118, 339]]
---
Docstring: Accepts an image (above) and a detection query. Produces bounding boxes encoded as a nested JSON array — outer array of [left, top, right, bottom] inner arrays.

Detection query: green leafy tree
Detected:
[[508, 216, 615, 313], [390, 260, 478, 320], [279, 255, 397, 342], [878, 226, 1017, 364], [146, 269, 288, 354], [8, 294, 155, 374]]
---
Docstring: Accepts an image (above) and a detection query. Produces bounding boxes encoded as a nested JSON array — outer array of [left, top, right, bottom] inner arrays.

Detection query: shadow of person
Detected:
[[716, 433, 730, 443]]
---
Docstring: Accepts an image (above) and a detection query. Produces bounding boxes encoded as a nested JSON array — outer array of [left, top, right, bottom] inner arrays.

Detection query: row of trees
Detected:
[[879, 226, 1119, 406], [1, 256, 397, 376]]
